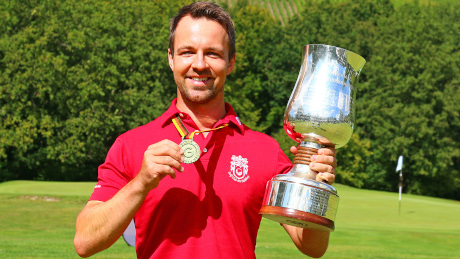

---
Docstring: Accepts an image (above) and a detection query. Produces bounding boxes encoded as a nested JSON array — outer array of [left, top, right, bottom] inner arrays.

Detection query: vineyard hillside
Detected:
[[215, 0, 459, 24]]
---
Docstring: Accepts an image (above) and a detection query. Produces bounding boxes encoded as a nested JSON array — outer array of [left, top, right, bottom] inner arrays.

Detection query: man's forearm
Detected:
[[74, 178, 149, 257], [282, 224, 330, 258]]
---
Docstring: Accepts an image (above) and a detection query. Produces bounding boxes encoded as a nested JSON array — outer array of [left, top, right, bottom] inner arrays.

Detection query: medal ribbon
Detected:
[[172, 114, 229, 139]]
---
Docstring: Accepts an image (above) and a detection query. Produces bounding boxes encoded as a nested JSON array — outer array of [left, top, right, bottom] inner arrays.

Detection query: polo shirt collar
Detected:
[[160, 99, 245, 135]]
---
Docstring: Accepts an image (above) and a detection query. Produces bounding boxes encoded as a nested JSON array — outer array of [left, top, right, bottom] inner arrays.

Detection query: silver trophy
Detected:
[[260, 44, 366, 231]]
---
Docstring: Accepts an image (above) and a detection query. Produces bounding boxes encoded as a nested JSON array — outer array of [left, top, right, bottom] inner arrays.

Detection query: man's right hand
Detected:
[[136, 139, 185, 191]]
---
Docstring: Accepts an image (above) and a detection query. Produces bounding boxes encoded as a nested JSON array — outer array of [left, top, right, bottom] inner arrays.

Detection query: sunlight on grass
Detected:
[[0, 181, 459, 258]]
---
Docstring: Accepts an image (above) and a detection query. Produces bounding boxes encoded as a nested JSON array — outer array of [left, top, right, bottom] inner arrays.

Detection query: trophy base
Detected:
[[260, 205, 334, 231], [260, 174, 339, 231]]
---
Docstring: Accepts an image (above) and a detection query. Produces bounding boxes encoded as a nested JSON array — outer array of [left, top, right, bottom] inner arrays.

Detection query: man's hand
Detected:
[[290, 138, 337, 184], [136, 139, 185, 191]]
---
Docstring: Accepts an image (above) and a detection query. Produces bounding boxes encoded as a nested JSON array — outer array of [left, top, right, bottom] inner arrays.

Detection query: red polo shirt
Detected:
[[90, 99, 292, 259]]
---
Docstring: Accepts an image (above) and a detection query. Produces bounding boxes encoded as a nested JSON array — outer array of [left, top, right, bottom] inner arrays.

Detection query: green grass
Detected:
[[0, 181, 135, 259], [256, 184, 460, 258], [0, 181, 459, 258]]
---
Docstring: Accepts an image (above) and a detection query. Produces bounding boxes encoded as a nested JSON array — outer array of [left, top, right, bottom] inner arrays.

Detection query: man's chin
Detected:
[[181, 89, 219, 103], [184, 94, 215, 104]]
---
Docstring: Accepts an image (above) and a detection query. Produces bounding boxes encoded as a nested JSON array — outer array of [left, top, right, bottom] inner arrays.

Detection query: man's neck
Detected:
[[176, 97, 226, 131]]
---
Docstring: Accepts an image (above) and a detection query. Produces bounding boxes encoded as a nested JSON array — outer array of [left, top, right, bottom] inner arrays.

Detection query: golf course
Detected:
[[0, 181, 458, 258]]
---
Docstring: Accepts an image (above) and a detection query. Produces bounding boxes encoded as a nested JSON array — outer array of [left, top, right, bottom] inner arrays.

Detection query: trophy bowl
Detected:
[[260, 44, 366, 231]]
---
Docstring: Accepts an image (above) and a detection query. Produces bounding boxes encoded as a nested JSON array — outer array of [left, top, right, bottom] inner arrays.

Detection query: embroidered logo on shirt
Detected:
[[228, 155, 249, 183]]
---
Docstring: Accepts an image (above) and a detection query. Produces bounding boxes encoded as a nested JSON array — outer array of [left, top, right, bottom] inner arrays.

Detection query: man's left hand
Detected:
[[290, 138, 337, 184]]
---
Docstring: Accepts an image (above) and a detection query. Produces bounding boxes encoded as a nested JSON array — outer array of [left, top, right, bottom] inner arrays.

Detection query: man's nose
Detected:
[[191, 53, 208, 70]]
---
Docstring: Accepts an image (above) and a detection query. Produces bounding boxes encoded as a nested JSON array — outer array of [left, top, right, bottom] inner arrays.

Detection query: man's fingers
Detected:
[[154, 155, 184, 172], [316, 172, 336, 184], [315, 137, 335, 148], [147, 140, 184, 163], [290, 146, 298, 155], [137, 139, 188, 190], [317, 146, 337, 157], [147, 139, 183, 154], [144, 150, 184, 173], [310, 161, 336, 174], [310, 156, 336, 185], [148, 163, 178, 179], [289, 139, 337, 185], [311, 154, 337, 168]]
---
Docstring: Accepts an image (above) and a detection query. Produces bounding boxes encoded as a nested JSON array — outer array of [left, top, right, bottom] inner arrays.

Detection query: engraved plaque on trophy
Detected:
[[260, 44, 366, 231]]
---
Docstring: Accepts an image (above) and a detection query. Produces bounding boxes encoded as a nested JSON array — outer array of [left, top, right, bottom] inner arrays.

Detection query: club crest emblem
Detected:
[[229, 155, 249, 183]]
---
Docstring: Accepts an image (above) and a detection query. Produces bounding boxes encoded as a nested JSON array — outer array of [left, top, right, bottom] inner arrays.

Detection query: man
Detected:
[[74, 2, 337, 258]]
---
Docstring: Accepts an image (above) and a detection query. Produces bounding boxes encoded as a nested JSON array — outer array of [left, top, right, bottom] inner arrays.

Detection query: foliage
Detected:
[[0, 0, 459, 199], [0, 0, 180, 181], [357, 2, 460, 198], [226, 0, 286, 133]]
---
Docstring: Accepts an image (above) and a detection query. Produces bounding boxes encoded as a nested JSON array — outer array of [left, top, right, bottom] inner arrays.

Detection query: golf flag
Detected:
[[396, 156, 403, 215], [396, 155, 403, 173]]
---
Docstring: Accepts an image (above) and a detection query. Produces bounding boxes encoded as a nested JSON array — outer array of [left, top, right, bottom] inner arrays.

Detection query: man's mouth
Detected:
[[190, 77, 210, 82]]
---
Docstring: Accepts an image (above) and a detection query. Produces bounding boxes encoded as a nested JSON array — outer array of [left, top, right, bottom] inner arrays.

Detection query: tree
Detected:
[[226, 0, 289, 133], [357, 2, 460, 198], [0, 0, 180, 181]]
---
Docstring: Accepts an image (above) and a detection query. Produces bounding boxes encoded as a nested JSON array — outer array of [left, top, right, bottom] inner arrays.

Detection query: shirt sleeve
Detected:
[[276, 147, 293, 176], [89, 137, 131, 202]]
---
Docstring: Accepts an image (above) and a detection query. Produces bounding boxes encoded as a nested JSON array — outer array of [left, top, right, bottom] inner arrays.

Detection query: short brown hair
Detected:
[[169, 1, 236, 60]]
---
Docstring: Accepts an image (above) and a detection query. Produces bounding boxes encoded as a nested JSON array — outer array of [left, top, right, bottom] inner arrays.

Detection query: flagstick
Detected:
[[398, 184, 402, 216], [396, 156, 403, 216], [398, 171, 403, 216]]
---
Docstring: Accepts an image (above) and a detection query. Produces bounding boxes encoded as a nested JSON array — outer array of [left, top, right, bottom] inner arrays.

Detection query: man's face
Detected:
[[168, 15, 235, 105]]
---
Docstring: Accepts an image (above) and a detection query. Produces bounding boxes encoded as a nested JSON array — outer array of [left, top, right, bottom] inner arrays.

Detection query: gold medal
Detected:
[[172, 114, 228, 164], [179, 139, 201, 164]]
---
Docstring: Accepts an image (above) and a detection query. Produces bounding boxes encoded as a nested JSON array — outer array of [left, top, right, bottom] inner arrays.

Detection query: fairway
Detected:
[[0, 181, 459, 258]]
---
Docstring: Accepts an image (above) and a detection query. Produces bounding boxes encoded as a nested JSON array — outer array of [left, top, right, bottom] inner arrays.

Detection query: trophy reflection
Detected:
[[260, 44, 366, 231]]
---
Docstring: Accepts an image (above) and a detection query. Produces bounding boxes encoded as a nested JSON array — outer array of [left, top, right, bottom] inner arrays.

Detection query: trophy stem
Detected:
[[293, 146, 317, 165], [291, 141, 324, 180]]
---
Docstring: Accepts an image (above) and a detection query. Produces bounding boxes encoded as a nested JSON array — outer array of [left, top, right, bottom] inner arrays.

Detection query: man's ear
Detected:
[[227, 54, 236, 75], [168, 48, 174, 71]]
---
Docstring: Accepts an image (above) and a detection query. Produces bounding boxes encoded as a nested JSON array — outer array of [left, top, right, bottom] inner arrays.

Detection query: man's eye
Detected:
[[208, 52, 222, 58], [180, 51, 194, 55]]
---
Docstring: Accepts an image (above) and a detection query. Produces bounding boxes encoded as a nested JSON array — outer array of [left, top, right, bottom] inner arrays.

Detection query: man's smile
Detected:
[[190, 77, 210, 82]]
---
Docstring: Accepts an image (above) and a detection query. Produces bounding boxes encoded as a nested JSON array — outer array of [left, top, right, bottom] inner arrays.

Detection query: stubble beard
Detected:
[[176, 79, 225, 105]]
